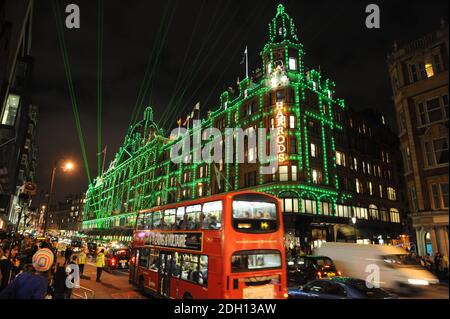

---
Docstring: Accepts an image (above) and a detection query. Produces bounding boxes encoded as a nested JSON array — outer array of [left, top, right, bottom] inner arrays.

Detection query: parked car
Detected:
[[104, 248, 130, 272], [289, 277, 398, 299], [287, 256, 341, 286]]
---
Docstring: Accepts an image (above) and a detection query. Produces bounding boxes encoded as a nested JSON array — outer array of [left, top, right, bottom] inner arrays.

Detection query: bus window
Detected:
[[153, 211, 162, 229], [231, 250, 282, 272], [138, 248, 149, 268], [180, 254, 191, 280], [171, 252, 181, 278], [138, 213, 152, 230], [201, 201, 222, 230], [185, 205, 201, 230], [163, 209, 176, 230], [199, 255, 208, 286], [232, 194, 278, 233], [149, 249, 159, 271], [175, 207, 185, 230]]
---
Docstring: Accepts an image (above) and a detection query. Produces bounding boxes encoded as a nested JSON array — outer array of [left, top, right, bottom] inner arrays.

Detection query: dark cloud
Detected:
[[31, 0, 449, 202]]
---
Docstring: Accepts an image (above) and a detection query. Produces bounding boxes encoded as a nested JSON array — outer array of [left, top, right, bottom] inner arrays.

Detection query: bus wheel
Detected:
[[182, 292, 193, 299]]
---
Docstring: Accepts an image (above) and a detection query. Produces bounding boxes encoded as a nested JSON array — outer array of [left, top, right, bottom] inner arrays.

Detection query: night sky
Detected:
[[30, 0, 449, 204]]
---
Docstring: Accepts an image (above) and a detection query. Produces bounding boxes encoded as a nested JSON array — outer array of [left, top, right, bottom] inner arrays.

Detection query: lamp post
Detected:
[[351, 217, 357, 243], [43, 160, 75, 235]]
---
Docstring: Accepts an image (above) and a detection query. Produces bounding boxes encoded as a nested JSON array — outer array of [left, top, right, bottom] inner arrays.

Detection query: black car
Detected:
[[289, 277, 398, 299], [287, 256, 341, 286]]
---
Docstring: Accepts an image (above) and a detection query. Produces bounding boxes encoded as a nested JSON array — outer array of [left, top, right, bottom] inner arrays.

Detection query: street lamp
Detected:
[[43, 160, 75, 235], [351, 217, 357, 243]]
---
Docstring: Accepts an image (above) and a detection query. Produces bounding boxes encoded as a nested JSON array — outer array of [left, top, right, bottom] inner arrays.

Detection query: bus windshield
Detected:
[[232, 194, 278, 233]]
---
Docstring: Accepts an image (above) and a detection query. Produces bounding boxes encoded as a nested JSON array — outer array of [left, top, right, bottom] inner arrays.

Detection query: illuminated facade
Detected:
[[82, 4, 404, 249]]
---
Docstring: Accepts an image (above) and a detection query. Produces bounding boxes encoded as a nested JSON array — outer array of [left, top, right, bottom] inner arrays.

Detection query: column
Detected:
[[416, 228, 425, 257], [430, 228, 439, 256], [437, 226, 449, 257]]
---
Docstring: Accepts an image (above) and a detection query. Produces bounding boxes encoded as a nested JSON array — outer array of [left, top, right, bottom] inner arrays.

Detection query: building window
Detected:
[[431, 183, 449, 209], [310, 143, 317, 158], [389, 209, 400, 223], [302, 198, 317, 214], [198, 184, 204, 197], [279, 166, 289, 182], [354, 207, 368, 220], [424, 138, 449, 167], [368, 182, 373, 196], [312, 169, 321, 184], [244, 171, 257, 187], [336, 151, 346, 167], [410, 64, 418, 82], [1, 94, 21, 126], [443, 95, 449, 118], [282, 198, 299, 213], [398, 109, 407, 133], [402, 147, 413, 173], [433, 54, 443, 73], [355, 179, 363, 194], [290, 137, 297, 154], [289, 115, 295, 128], [369, 204, 379, 220], [353, 158, 358, 171], [276, 90, 285, 102], [291, 166, 298, 181], [379, 185, 383, 198], [289, 57, 297, 71], [321, 202, 331, 216], [424, 57, 434, 78], [418, 97, 448, 125], [387, 187, 397, 201]]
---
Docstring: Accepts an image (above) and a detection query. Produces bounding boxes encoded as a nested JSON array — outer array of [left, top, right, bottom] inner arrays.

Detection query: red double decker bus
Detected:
[[129, 191, 288, 299]]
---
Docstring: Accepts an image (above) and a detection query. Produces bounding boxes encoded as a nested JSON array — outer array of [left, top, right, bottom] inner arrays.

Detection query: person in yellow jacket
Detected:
[[78, 249, 87, 277], [96, 249, 105, 282]]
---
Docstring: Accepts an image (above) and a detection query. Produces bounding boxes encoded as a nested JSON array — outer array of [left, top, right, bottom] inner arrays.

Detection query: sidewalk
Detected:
[[56, 256, 146, 299]]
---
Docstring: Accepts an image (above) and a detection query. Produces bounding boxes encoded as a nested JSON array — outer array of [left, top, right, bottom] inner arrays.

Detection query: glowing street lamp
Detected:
[[43, 159, 76, 234], [63, 161, 75, 172]]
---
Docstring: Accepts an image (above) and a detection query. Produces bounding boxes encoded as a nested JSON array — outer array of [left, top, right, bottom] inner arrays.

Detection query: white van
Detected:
[[313, 243, 439, 293]]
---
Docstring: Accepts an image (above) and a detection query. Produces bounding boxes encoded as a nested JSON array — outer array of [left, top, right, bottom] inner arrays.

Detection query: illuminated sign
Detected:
[[275, 101, 286, 162], [135, 231, 202, 251]]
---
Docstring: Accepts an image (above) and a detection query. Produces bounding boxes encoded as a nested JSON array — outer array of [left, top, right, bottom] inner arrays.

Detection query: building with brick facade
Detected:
[[387, 21, 448, 258]]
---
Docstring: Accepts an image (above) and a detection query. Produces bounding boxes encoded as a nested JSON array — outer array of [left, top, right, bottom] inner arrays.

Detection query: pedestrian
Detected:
[[96, 248, 105, 282], [65, 255, 79, 299], [52, 265, 67, 299], [434, 252, 442, 275], [64, 246, 73, 265], [78, 249, 87, 277], [0, 248, 53, 299], [0, 248, 12, 291]]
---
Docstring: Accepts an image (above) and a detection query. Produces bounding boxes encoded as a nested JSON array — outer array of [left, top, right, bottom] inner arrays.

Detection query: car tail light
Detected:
[[337, 270, 342, 276], [316, 271, 322, 279], [111, 258, 116, 266]]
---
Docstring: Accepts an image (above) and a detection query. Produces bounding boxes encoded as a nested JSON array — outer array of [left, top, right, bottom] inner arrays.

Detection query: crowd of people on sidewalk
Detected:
[[0, 230, 106, 299], [419, 252, 449, 282]]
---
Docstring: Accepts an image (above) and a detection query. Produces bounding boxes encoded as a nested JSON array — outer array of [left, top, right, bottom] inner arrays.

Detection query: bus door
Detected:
[[158, 251, 173, 297], [130, 249, 139, 284]]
